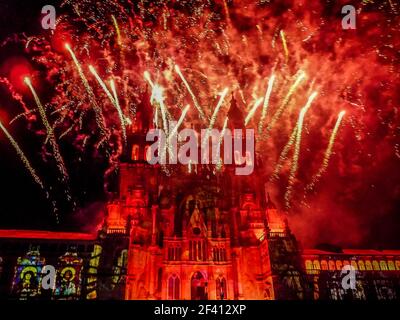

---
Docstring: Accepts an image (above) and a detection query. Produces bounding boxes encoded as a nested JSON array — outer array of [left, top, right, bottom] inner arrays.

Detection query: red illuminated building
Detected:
[[0, 92, 399, 300]]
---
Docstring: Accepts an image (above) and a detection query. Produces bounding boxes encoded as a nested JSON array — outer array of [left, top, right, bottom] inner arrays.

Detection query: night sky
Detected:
[[0, 0, 399, 249]]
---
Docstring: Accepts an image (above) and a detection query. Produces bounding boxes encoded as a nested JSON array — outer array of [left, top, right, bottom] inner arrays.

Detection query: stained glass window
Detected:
[[54, 247, 83, 300], [112, 249, 128, 290], [11, 247, 45, 300], [86, 244, 102, 299]]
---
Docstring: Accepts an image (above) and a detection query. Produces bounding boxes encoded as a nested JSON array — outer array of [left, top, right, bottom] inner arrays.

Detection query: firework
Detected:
[[112, 15, 122, 47], [24, 77, 69, 183], [88, 65, 127, 145], [245, 97, 263, 126], [270, 125, 298, 182], [305, 111, 346, 194], [174, 65, 206, 122], [169, 104, 190, 140], [202, 88, 229, 153], [0, 119, 45, 191], [65, 44, 107, 136], [110, 79, 127, 145], [258, 74, 276, 133], [280, 30, 289, 64], [284, 92, 318, 209], [262, 71, 306, 138], [216, 116, 229, 172]]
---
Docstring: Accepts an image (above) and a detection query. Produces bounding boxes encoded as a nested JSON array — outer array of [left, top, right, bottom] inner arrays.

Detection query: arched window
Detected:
[[343, 260, 350, 268], [365, 260, 373, 270], [168, 274, 180, 300], [305, 260, 313, 270], [395, 261, 400, 271], [321, 260, 328, 270], [328, 260, 336, 271], [350, 261, 358, 270], [313, 260, 320, 270], [388, 261, 395, 271], [131, 145, 140, 161], [379, 261, 388, 271], [372, 260, 380, 271], [216, 277, 227, 300], [336, 260, 343, 271], [358, 261, 365, 271]]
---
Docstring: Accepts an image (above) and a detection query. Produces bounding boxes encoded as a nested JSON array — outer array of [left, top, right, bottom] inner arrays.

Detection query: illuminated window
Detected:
[[131, 145, 140, 161], [305, 260, 313, 270], [313, 260, 320, 270], [372, 260, 380, 271], [336, 260, 343, 270], [395, 261, 400, 271], [388, 261, 395, 271], [379, 261, 388, 271], [86, 244, 102, 299], [168, 274, 180, 300], [54, 249, 83, 300], [11, 248, 45, 300], [343, 260, 350, 267], [351, 261, 358, 270], [328, 260, 335, 271], [321, 260, 328, 270], [358, 261, 365, 271], [365, 260, 373, 270]]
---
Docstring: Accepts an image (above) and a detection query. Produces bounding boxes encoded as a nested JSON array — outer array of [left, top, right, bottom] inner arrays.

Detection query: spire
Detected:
[[227, 92, 244, 129], [134, 85, 153, 132]]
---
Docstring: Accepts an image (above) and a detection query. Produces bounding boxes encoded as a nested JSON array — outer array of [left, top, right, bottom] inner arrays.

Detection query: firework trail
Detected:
[[144, 71, 154, 88], [65, 44, 108, 137], [151, 84, 169, 135], [305, 111, 346, 194], [202, 88, 229, 155], [284, 91, 318, 209], [89, 65, 127, 145], [112, 15, 122, 47], [257, 74, 276, 133], [174, 65, 206, 122], [169, 104, 190, 140], [24, 77, 69, 183], [245, 97, 263, 126], [216, 116, 229, 172], [0, 119, 45, 191], [280, 30, 289, 64], [270, 125, 298, 182], [110, 79, 127, 145], [262, 71, 306, 138]]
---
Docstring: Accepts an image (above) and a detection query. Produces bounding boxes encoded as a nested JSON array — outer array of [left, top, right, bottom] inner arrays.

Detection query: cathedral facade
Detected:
[[0, 93, 399, 300]]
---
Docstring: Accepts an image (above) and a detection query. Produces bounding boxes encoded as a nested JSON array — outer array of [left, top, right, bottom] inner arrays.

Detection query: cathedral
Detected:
[[0, 90, 399, 300]]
